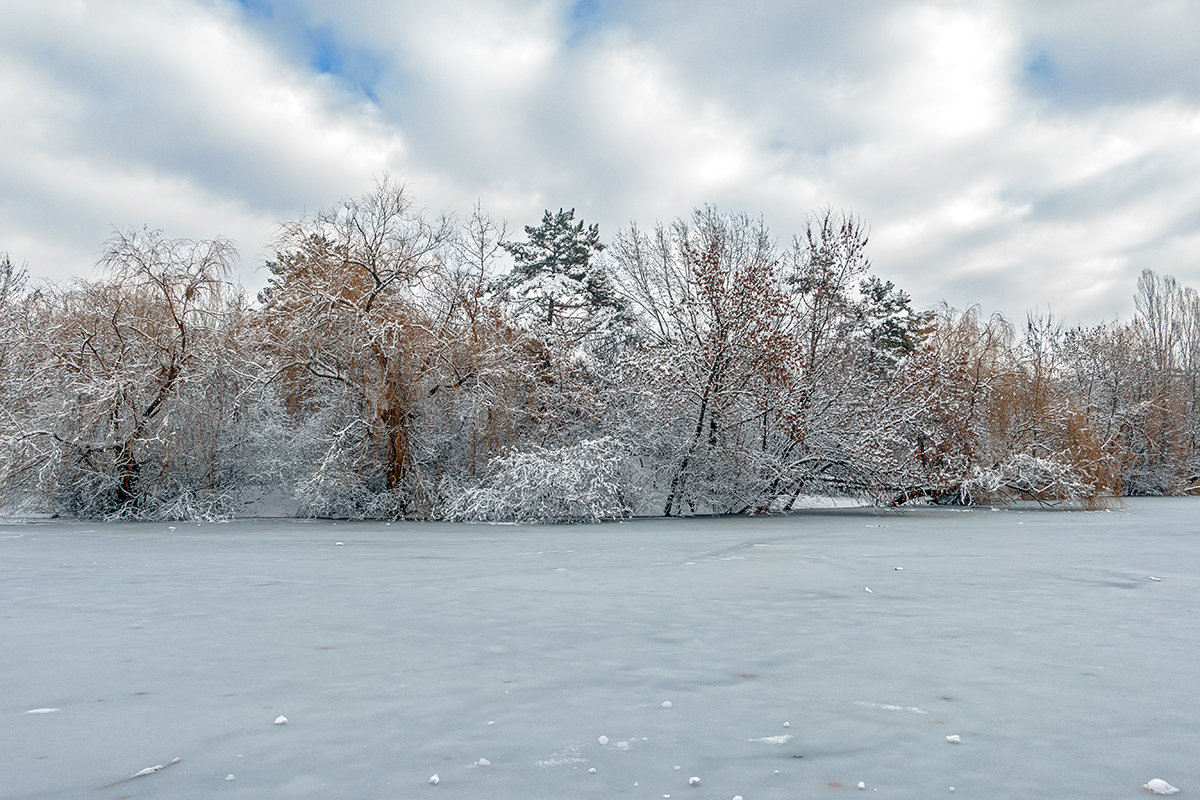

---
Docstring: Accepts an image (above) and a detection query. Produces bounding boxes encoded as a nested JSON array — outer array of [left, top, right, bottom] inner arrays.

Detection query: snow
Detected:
[[1144, 778, 1181, 795], [1, 498, 1198, 798]]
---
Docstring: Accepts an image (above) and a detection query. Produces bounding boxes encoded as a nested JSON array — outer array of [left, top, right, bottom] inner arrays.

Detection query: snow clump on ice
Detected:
[[273, 715, 288, 725], [473, 758, 490, 767], [428, 773, 440, 785], [688, 776, 701, 786], [946, 734, 961, 743], [1143, 778, 1180, 795], [598, 735, 609, 745], [662, 700, 672, 708], [748, 735, 793, 744]]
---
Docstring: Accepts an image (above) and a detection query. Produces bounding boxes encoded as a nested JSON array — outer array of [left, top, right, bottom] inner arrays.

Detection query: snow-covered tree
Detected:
[[259, 179, 458, 517], [496, 208, 627, 347], [0, 230, 251, 518]]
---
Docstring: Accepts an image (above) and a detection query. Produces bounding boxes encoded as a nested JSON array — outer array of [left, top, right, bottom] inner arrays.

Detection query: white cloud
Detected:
[[0, 0, 414, 284], [1, 0, 1199, 324]]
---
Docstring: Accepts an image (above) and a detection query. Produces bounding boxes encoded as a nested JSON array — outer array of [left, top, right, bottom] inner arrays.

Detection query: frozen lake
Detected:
[[2, 499, 1197, 799]]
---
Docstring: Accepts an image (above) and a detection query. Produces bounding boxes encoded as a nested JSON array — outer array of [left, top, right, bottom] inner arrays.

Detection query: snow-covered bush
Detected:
[[962, 453, 1105, 508], [439, 437, 632, 523]]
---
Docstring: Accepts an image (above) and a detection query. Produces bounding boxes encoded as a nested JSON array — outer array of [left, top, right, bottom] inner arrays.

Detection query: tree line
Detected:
[[1, 180, 1197, 521]]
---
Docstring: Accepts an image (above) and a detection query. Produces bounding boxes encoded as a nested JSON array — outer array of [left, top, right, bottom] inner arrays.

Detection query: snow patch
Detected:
[[748, 735, 793, 744], [535, 744, 585, 767], [854, 701, 929, 714], [25, 707, 60, 714], [1143, 779, 1180, 795]]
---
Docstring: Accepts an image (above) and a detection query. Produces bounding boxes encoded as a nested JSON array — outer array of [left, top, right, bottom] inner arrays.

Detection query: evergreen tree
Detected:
[[859, 275, 928, 365], [497, 208, 625, 342]]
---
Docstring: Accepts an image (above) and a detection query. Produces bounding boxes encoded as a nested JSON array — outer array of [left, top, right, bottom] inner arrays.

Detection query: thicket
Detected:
[[2, 181, 1197, 521]]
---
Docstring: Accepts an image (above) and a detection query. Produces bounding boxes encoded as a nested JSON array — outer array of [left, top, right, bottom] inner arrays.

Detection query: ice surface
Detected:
[[2, 499, 1199, 798]]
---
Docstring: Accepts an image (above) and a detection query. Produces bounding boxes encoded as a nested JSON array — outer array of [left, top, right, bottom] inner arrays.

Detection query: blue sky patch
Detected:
[[230, 0, 271, 18], [1024, 50, 1056, 82], [568, 0, 605, 43], [304, 26, 382, 103], [307, 26, 342, 75]]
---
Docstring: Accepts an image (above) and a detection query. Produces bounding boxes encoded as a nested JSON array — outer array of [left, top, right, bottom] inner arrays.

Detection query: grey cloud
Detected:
[[2, 0, 1199, 325]]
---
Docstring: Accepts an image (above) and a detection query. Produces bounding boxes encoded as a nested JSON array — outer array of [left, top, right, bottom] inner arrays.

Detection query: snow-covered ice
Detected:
[[2, 499, 1198, 798]]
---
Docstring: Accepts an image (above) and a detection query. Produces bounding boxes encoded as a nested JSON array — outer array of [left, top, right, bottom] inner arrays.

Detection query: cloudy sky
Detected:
[[2, 0, 1198, 323]]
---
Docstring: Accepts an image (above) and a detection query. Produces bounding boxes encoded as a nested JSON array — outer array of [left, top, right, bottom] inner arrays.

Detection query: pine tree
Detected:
[[497, 208, 625, 342]]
